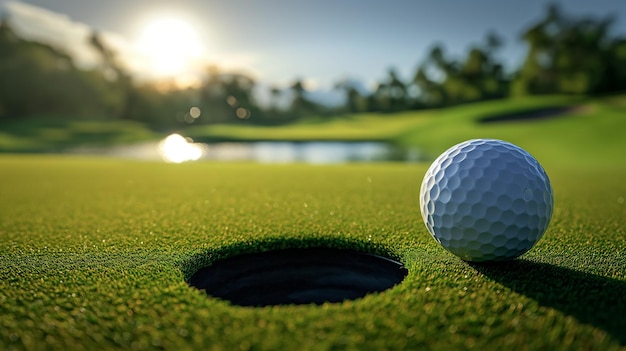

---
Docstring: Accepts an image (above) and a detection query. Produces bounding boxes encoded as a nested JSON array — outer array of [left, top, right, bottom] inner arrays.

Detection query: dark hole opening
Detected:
[[188, 247, 408, 307]]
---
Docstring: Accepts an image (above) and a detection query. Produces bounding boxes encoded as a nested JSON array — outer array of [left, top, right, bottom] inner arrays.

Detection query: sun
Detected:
[[136, 16, 204, 77]]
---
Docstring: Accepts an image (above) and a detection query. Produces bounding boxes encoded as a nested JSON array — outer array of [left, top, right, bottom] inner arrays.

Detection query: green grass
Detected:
[[2, 94, 626, 349], [187, 110, 435, 142], [0, 118, 159, 152], [187, 94, 626, 167], [395, 94, 625, 166], [186, 95, 581, 143], [1, 156, 625, 350], [3, 94, 625, 168]]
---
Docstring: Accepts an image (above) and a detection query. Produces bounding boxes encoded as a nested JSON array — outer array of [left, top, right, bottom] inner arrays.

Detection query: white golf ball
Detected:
[[420, 139, 554, 262]]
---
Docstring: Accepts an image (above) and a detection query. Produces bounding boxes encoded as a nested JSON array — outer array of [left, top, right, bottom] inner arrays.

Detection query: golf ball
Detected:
[[420, 139, 553, 262]]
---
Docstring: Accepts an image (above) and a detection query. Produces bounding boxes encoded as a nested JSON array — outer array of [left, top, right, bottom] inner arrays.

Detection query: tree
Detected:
[[198, 66, 263, 124], [413, 65, 446, 106], [288, 79, 319, 119], [385, 68, 408, 112], [269, 85, 282, 111], [412, 34, 508, 108], [513, 3, 626, 95], [88, 31, 134, 119], [0, 19, 118, 119], [367, 68, 410, 113], [334, 79, 365, 113], [605, 38, 626, 92]]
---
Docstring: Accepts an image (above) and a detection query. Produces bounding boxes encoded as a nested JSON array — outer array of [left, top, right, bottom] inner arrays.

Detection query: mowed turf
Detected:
[[187, 94, 626, 167], [1, 156, 625, 350]]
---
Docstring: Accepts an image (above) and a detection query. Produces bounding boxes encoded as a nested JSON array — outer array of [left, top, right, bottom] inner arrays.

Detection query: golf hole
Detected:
[[188, 247, 408, 307]]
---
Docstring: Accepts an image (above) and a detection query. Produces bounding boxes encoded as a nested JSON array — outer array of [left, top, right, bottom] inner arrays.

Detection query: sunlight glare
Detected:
[[159, 133, 205, 163], [136, 16, 204, 76]]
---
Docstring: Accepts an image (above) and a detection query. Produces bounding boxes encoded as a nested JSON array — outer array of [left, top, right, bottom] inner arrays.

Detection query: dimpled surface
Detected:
[[420, 139, 554, 262]]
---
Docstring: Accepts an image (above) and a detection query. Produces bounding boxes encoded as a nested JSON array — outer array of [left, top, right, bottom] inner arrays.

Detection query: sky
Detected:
[[2, 0, 626, 101]]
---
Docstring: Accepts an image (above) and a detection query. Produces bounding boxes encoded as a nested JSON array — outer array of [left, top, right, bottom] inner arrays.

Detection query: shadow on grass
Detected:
[[477, 106, 579, 123], [469, 260, 626, 345]]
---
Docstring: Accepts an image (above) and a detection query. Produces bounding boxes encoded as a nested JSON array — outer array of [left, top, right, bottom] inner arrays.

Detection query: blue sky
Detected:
[[2, 0, 626, 93]]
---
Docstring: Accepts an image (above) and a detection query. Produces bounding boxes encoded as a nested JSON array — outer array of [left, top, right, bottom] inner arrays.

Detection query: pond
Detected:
[[199, 141, 420, 164], [70, 134, 422, 164]]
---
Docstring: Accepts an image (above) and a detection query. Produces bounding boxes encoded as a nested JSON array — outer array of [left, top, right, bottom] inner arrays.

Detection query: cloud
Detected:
[[2, 1, 261, 87], [1, 2, 174, 82], [0, 1, 342, 106], [3, 1, 101, 68]]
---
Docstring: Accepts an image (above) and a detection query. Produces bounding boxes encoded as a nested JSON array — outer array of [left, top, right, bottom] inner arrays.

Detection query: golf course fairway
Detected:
[[1, 156, 625, 350]]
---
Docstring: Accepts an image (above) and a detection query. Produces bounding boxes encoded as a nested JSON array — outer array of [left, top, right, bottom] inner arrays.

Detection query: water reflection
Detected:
[[158, 133, 206, 163], [200, 141, 420, 163], [70, 137, 421, 164], [251, 142, 391, 164]]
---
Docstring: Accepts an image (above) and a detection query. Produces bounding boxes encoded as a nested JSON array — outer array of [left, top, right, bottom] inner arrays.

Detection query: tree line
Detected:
[[1, 4, 626, 129]]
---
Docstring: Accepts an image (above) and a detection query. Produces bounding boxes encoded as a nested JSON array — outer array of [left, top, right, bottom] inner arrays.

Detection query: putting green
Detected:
[[1, 156, 625, 350]]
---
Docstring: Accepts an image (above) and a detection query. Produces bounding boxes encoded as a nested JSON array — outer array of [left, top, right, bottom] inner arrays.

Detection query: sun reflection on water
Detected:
[[158, 134, 205, 163]]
